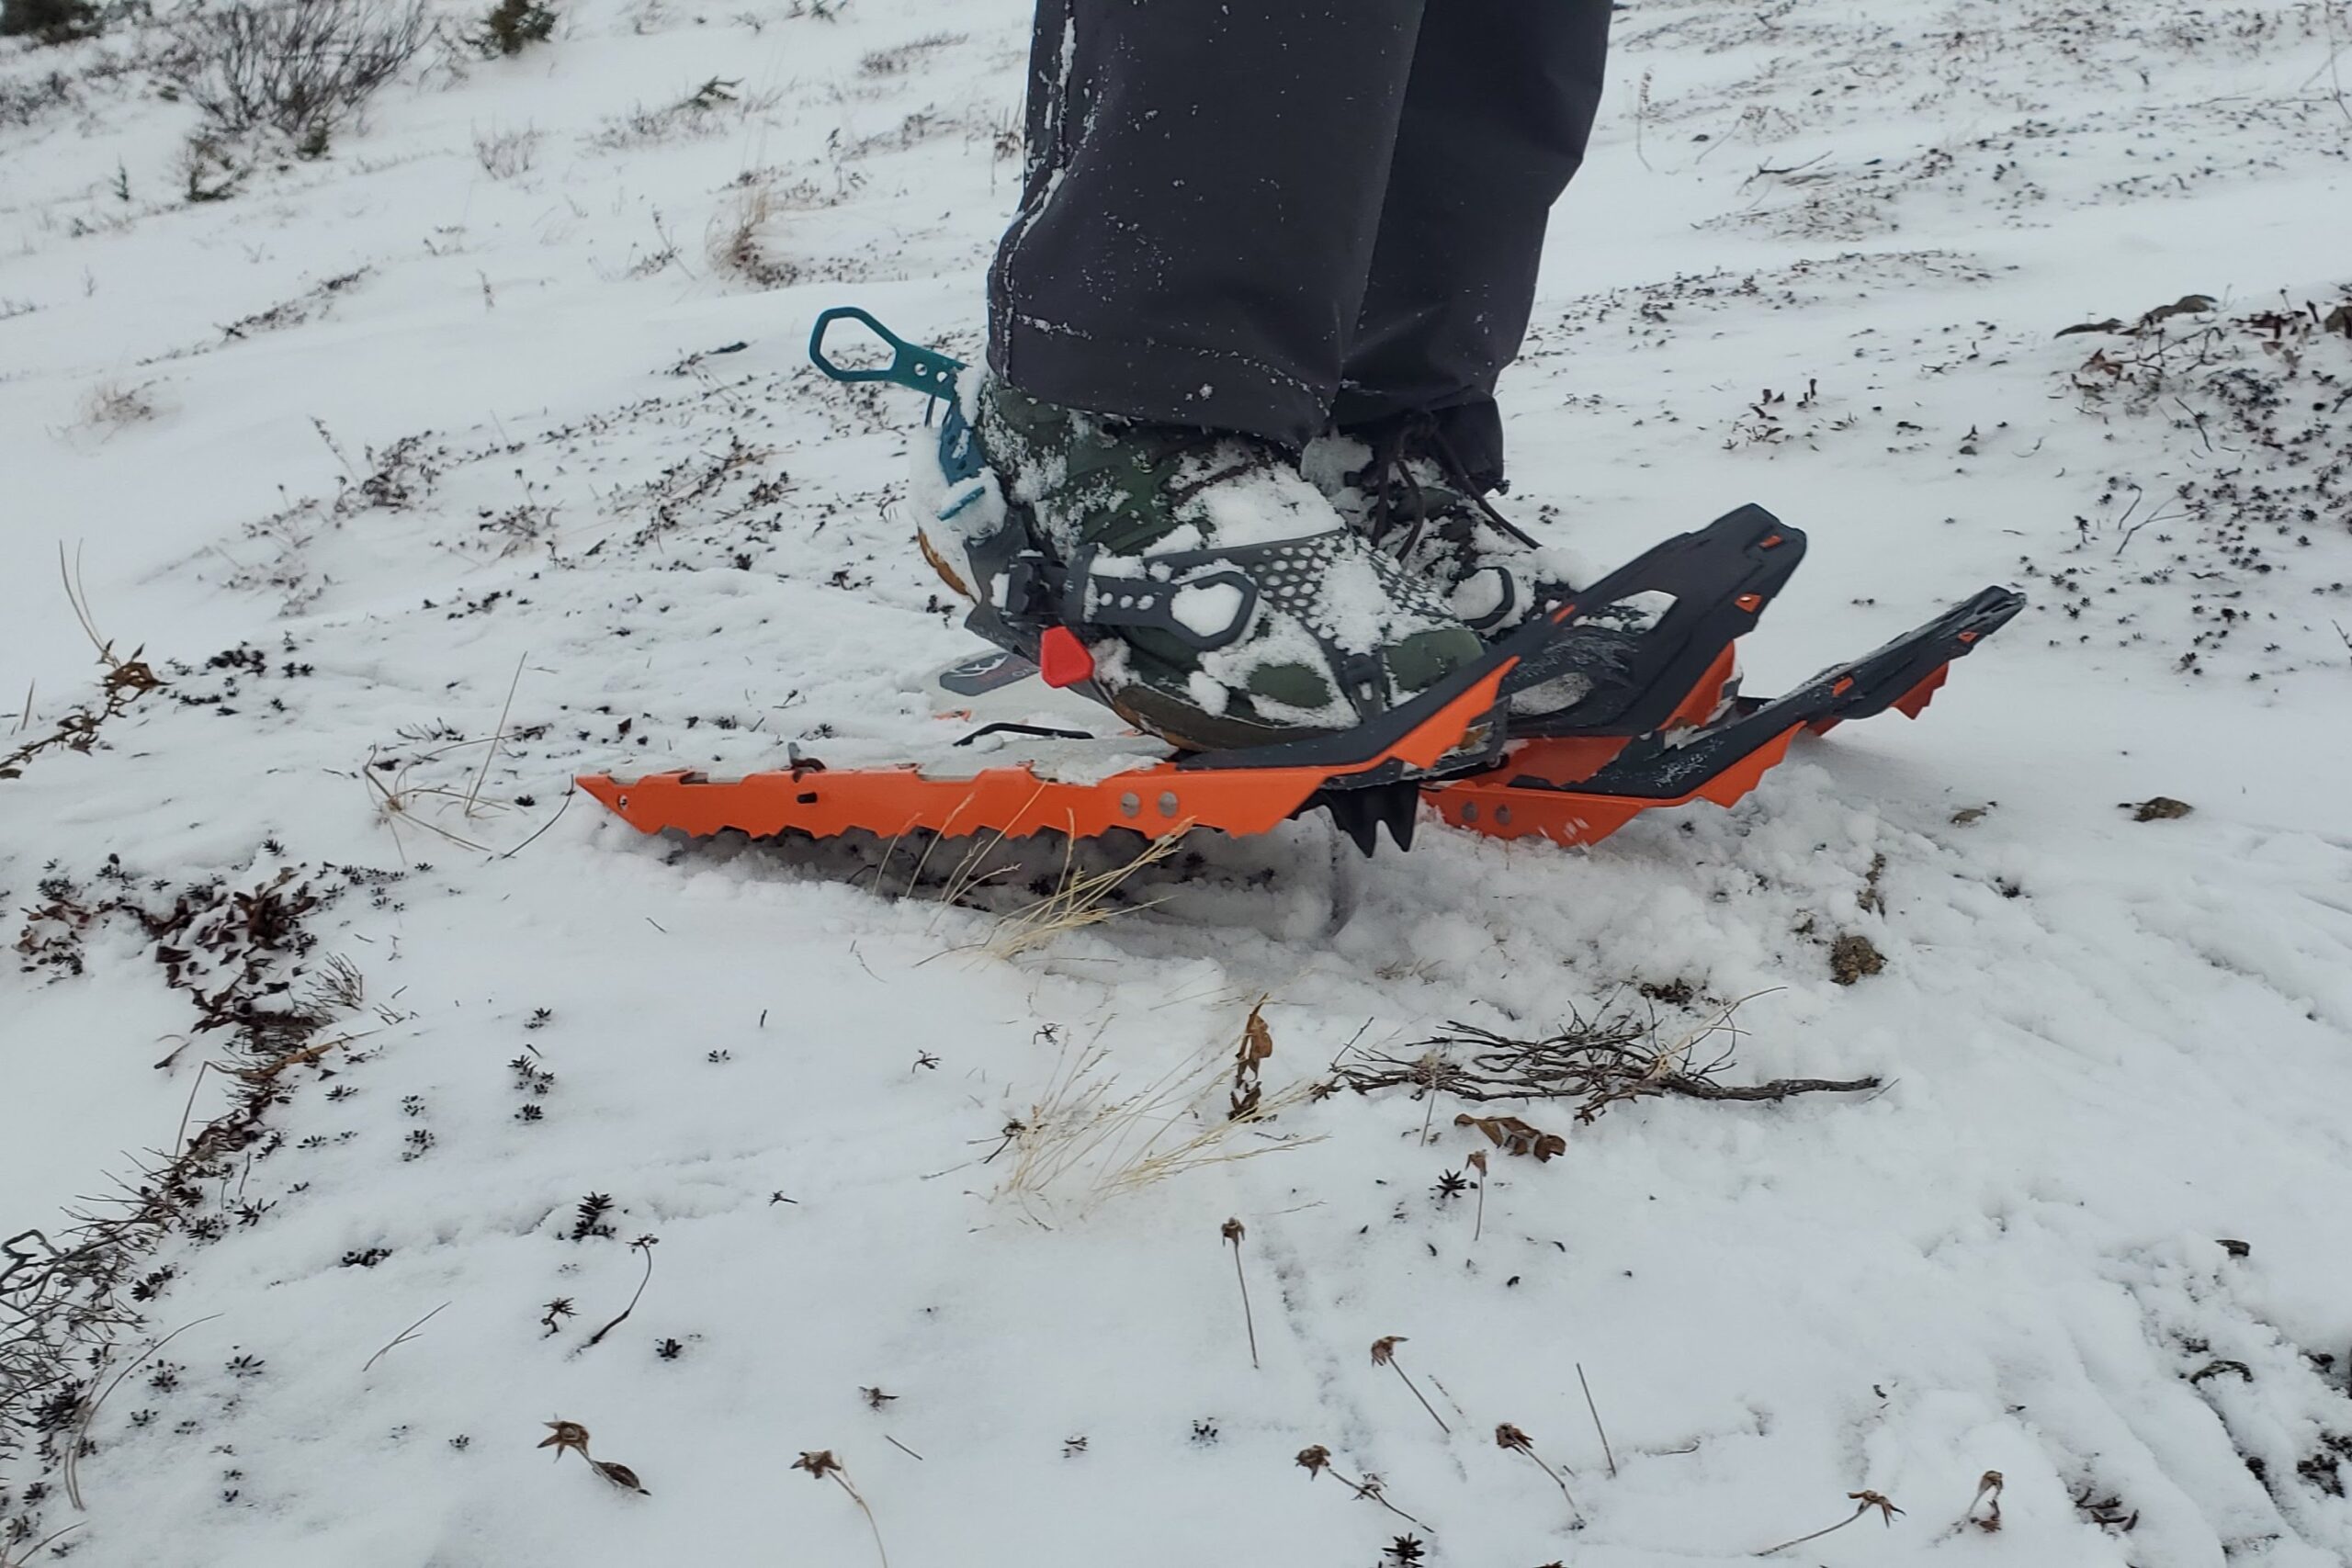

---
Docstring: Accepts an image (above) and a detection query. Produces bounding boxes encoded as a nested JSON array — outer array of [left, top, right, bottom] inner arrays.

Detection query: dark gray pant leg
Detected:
[[988, 0, 1424, 450], [1333, 1, 1613, 491]]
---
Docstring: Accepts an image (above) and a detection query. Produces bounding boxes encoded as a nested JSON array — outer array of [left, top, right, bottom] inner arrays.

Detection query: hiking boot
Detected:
[[1303, 419, 1586, 638], [915, 379, 1488, 754]]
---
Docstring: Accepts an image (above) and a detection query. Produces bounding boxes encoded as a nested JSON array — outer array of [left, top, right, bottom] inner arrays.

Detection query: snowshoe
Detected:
[[576, 309, 2026, 858]]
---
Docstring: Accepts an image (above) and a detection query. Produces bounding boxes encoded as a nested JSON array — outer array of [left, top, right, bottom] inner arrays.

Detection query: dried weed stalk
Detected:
[[1296, 1444, 1426, 1529], [1371, 1337, 1449, 1435], [1222, 1218, 1258, 1370], [1758, 1489, 1903, 1555], [1496, 1423, 1582, 1521], [538, 1418, 650, 1494], [795, 1450, 888, 1568], [1, 548, 164, 783], [581, 1235, 659, 1348], [1577, 1363, 1617, 1479]]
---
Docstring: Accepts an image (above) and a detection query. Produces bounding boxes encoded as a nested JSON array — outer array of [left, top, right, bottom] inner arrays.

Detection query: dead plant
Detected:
[[1758, 1490, 1903, 1555], [978, 829, 1185, 960], [1333, 995, 1877, 1122], [1295, 1445, 1426, 1529], [1222, 1218, 1257, 1370], [2, 548, 165, 783], [538, 1418, 650, 1494], [580, 1235, 658, 1348], [1577, 1363, 1617, 1479], [1963, 1470, 2004, 1533], [996, 1010, 1320, 1219], [1371, 1337, 1448, 1435], [1497, 1423, 1582, 1522], [795, 1450, 887, 1568]]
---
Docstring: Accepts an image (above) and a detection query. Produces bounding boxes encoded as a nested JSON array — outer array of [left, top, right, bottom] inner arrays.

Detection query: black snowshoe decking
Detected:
[[1498, 502, 1804, 738], [1423, 586, 2024, 845], [576, 309, 2026, 857]]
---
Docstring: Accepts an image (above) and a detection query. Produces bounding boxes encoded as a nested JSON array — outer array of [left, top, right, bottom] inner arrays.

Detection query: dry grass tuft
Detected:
[[75, 378, 161, 434], [997, 1005, 1320, 1220], [978, 829, 1185, 960], [706, 180, 800, 288]]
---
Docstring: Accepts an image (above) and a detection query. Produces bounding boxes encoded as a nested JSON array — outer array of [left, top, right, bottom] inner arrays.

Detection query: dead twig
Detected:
[[581, 1235, 658, 1348], [461, 650, 527, 819], [1577, 1363, 1617, 1479], [362, 1301, 449, 1372], [1337, 995, 1875, 1122]]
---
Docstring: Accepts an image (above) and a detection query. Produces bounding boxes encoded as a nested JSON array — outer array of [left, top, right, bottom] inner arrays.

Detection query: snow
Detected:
[[5, 1, 2352, 1565], [1166, 578, 1246, 642]]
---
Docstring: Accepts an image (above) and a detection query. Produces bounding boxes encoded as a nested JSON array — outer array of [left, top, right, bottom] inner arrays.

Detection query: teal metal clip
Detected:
[[807, 308, 966, 403]]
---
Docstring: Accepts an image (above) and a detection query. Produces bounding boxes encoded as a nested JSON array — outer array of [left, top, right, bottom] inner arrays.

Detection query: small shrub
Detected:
[[469, 0, 551, 56], [165, 0, 429, 142], [706, 181, 798, 288], [473, 123, 539, 176]]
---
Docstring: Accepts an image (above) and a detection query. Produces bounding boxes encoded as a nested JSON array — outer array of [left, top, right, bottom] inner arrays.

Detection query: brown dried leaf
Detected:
[[1453, 1112, 1566, 1161], [593, 1459, 650, 1495], [1240, 1002, 1273, 1063]]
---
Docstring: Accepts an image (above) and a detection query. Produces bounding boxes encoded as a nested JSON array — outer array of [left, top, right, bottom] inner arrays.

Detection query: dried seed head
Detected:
[[794, 1450, 842, 1480], [1850, 1490, 1904, 1524], [1222, 1217, 1246, 1244], [1370, 1336, 1405, 1367], [1496, 1422, 1532, 1453], [1295, 1445, 1330, 1474], [860, 1387, 897, 1410], [537, 1419, 592, 1460], [1466, 1149, 1488, 1175]]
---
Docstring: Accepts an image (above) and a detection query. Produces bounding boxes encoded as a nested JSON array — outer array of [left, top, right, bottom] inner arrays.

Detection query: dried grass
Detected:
[[996, 1007, 1320, 1220]]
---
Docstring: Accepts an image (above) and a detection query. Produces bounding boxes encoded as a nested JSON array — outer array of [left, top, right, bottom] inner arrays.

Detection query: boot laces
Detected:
[[1361, 415, 1539, 558]]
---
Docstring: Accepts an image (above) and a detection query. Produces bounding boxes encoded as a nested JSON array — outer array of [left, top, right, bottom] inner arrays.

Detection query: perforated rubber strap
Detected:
[[996, 550, 1260, 653]]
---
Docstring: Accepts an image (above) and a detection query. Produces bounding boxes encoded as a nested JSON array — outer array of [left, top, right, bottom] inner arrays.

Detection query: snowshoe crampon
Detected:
[[577, 310, 2024, 857]]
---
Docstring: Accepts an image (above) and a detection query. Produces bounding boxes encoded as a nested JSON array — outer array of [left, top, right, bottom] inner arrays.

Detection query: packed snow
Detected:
[[4, 1, 2350, 1565]]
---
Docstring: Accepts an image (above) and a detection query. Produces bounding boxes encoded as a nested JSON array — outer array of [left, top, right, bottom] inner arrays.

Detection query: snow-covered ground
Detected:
[[4, 0, 2350, 1562]]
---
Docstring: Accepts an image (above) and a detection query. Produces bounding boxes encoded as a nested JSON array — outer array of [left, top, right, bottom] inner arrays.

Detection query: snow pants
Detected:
[[987, 0, 1612, 492]]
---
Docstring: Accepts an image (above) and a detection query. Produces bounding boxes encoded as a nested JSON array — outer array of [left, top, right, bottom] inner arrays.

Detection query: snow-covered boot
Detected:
[[1305, 417, 1585, 638], [916, 379, 1488, 755]]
